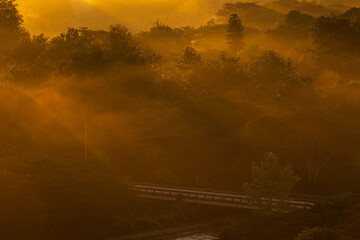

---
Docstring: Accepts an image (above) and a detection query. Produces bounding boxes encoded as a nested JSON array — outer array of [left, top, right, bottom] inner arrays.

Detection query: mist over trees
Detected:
[[1, 0, 360, 239], [0, 0, 26, 49], [227, 14, 245, 52]]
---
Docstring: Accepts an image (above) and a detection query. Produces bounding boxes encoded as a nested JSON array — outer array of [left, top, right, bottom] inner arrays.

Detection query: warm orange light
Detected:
[[17, 0, 227, 35]]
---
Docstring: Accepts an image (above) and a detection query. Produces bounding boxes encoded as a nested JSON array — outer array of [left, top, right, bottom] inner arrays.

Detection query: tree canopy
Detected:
[[243, 152, 301, 202], [227, 14, 245, 52], [0, 0, 26, 47]]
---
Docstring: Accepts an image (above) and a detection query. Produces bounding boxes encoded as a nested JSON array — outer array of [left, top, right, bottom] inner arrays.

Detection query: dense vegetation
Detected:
[[1, 0, 360, 239], [221, 192, 360, 240]]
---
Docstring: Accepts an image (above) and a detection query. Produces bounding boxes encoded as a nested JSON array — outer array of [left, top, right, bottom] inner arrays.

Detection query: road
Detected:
[[129, 183, 329, 210]]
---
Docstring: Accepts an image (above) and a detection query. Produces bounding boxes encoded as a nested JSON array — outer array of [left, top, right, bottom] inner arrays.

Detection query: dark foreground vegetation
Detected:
[[221, 192, 360, 240], [0, 0, 360, 239]]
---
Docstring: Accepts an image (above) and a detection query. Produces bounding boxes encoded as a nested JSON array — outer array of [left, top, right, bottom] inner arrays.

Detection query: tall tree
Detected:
[[227, 14, 245, 52], [181, 46, 201, 65], [243, 152, 300, 211], [105, 25, 143, 64], [0, 0, 25, 47]]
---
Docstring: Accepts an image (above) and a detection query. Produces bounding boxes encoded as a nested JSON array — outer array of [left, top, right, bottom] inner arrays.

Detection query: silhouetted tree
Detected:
[[249, 51, 312, 99], [49, 28, 94, 60], [182, 46, 201, 65], [48, 27, 105, 73], [105, 25, 143, 64], [268, 10, 315, 41], [0, 0, 27, 48], [227, 14, 245, 52], [137, 21, 190, 56], [4, 33, 49, 81], [243, 152, 300, 211], [217, 2, 281, 29], [312, 16, 360, 55], [342, 7, 360, 30]]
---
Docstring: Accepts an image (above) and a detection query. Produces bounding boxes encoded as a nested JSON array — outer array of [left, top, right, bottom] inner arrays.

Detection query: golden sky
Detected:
[[17, 0, 233, 35]]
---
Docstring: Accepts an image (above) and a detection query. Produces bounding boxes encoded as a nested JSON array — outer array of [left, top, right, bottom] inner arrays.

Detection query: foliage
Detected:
[[105, 25, 144, 65], [227, 14, 245, 52], [312, 15, 360, 56], [181, 46, 201, 65], [0, 1, 360, 239], [342, 8, 360, 30], [0, 154, 130, 239], [249, 51, 312, 99], [217, 2, 281, 29], [185, 53, 248, 96], [268, 10, 315, 41], [137, 21, 190, 56], [220, 195, 360, 240], [0, 0, 26, 47], [296, 227, 336, 240], [243, 152, 300, 211], [0, 154, 214, 239]]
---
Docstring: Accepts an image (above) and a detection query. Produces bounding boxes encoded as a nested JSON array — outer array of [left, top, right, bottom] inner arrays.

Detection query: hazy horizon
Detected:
[[1, 0, 360, 239], [18, 0, 238, 35]]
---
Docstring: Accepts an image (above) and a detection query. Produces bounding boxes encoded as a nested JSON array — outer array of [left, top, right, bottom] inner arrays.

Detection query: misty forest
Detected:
[[1, 0, 360, 239]]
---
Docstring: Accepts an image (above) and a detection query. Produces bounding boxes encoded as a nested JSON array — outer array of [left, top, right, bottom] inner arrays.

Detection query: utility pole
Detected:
[[85, 122, 88, 162]]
